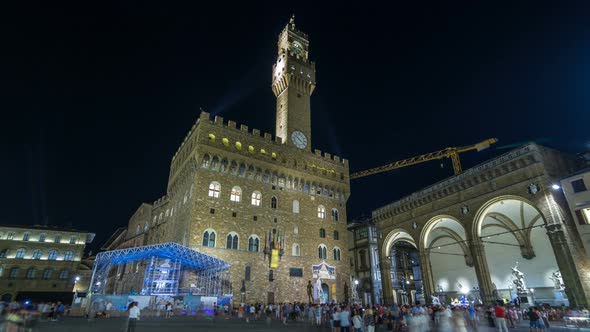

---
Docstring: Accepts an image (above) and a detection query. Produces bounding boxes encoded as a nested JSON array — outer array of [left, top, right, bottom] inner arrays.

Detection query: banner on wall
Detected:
[[312, 261, 336, 280], [270, 249, 279, 268]]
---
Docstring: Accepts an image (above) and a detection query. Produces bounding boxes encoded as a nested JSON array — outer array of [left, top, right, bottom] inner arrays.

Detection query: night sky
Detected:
[[3, 1, 590, 251]]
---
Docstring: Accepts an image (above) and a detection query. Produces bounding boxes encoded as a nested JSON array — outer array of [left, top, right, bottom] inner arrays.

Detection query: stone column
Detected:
[[379, 255, 394, 305], [419, 251, 434, 304], [546, 223, 589, 307], [538, 191, 590, 307], [469, 241, 496, 305]]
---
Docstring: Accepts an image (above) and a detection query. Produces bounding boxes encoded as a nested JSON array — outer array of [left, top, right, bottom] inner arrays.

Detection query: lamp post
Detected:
[[354, 279, 359, 304]]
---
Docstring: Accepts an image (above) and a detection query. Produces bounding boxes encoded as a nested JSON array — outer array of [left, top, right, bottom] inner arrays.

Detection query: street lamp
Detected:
[[551, 184, 561, 190]]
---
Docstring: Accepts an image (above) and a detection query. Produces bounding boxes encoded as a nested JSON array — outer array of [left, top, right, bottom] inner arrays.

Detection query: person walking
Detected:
[[352, 309, 363, 332], [340, 306, 351, 332], [494, 303, 508, 332], [127, 302, 140, 332]]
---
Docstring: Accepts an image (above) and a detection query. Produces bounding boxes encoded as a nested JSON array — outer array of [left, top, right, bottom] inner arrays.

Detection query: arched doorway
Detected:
[[422, 216, 477, 304], [321, 283, 329, 304], [474, 197, 564, 305], [389, 240, 421, 305]]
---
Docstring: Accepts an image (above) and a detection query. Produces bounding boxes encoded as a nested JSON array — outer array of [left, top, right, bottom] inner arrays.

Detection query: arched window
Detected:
[[317, 205, 326, 219], [48, 250, 58, 260], [230, 186, 242, 202], [248, 235, 259, 252], [9, 267, 20, 279], [54, 235, 61, 243], [292, 243, 300, 256], [230, 161, 238, 175], [202, 230, 216, 248], [319, 228, 326, 238], [59, 269, 69, 280], [64, 251, 74, 261], [226, 232, 238, 250], [331, 208, 339, 221], [15, 248, 25, 259], [318, 245, 327, 259], [251, 191, 261, 206], [23, 233, 30, 241], [271, 197, 277, 209], [333, 247, 341, 261], [42, 268, 53, 280], [333, 230, 339, 240], [208, 181, 221, 198], [292, 200, 300, 213], [294, 226, 298, 235], [153, 216, 157, 225], [201, 154, 211, 168], [32, 249, 42, 259], [210, 156, 220, 170], [135, 225, 141, 235], [238, 164, 246, 177], [39, 234, 46, 242], [220, 159, 229, 172], [26, 267, 36, 279], [144, 222, 149, 232]]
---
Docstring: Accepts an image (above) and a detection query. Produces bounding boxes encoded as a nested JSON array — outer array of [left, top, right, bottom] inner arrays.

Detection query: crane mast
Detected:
[[350, 138, 498, 180]]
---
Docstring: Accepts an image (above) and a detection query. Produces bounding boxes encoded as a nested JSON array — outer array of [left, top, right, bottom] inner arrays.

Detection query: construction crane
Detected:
[[350, 138, 498, 180]]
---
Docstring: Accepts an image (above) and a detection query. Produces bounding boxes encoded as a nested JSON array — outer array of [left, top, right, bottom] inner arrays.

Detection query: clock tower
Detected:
[[272, 16, 316, 151]]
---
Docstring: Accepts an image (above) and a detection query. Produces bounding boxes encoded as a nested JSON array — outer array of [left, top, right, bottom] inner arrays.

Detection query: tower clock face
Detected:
[[291, 130, 308, 149], [292, 42, 303, 55]]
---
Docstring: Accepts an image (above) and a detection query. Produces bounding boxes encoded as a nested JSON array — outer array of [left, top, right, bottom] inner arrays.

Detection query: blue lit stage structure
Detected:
[[89, 242, 230, 297]]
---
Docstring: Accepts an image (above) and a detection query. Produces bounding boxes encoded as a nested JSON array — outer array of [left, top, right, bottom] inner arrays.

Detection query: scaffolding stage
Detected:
[[89, 242, 230, 297]]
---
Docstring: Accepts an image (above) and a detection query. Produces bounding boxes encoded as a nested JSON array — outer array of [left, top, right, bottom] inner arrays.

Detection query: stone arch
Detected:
[[472, 195, 559, 296], [420, 215, 473, 266], [472, 195, 546, 259], [382, 229, 417, 258]]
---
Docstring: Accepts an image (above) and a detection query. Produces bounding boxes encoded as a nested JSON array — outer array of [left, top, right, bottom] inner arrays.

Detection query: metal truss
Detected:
[[89, 242, 230, 296]]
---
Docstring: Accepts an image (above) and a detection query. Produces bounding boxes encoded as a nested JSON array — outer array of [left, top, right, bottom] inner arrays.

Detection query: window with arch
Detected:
[[26, 267, 36, 279], [318, 245, 327, 259], [248, 235, 259, 252], [42, 268, 53, 280], [202, 230, 216, 247], [39, 234, 46, 242], [230, 186, 242, 202], [292, 243, 300, 256], [136, 225, 141, 235], [294, 226, 298, 235], [0, 249, 8, 258], [333, 230, 339, 240], [251, 191, 261, 206], [70, 236, 77, 244], [292, 200, 300, 214], [59, 269, 69, 280], [23, 233, 30, 241], [15, 247, 26, 259], [32, 249, 42, 259], [144, 222, 149, 232], [54, 235, 61, 243], [9, 267, 20, 279], [64, 251, 74, 261], [331, 208, 339, 222], [48, 250, 58, 260], [226, 232, 238, 250], [208, 181, 221, 198], [333, 247, 341, 261], [317, 205, 326, 219], [271, 197, 277, 209], [201, 154, 211, 168], [319, 228, 326, 238], [153, 216, 157, 225]]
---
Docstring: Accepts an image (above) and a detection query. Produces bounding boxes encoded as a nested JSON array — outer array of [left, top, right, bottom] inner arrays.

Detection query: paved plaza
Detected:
[[31, 316, 589, 332]]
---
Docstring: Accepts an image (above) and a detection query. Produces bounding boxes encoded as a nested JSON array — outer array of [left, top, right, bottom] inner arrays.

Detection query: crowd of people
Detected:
[[0, 300, 68, 331]]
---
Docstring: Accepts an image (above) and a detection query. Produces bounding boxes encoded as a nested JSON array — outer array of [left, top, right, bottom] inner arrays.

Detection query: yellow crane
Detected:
[[350, 138, 498, 180]]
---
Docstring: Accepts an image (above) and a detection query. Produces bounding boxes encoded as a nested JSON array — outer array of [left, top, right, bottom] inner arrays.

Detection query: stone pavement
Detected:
[[27, 316, 590, 332]]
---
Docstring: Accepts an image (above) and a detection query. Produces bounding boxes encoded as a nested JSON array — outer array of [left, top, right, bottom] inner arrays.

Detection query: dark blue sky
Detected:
[[3, 1, 590, 250]]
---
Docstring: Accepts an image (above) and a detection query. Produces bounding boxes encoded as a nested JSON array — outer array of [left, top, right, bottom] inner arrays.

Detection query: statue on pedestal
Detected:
[[306, 280, 313, 303], [511, 262, 526, 293], [313, 277, 324, 303], [549, 270, 564, 290]]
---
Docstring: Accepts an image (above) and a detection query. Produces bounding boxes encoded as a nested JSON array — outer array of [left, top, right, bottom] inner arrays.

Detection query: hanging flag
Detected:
[[270, 249, 279, 268]]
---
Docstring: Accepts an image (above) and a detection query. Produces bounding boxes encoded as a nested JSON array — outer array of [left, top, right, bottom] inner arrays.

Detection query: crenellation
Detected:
[[227, 120, 236, 129], [324, 152, 331, 160], [314, 149, 321, 156], [263, 132, 272, 141], [240, 124, 248, 132], [214, 115, 224, 125], [252, 128, 261, 137]]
